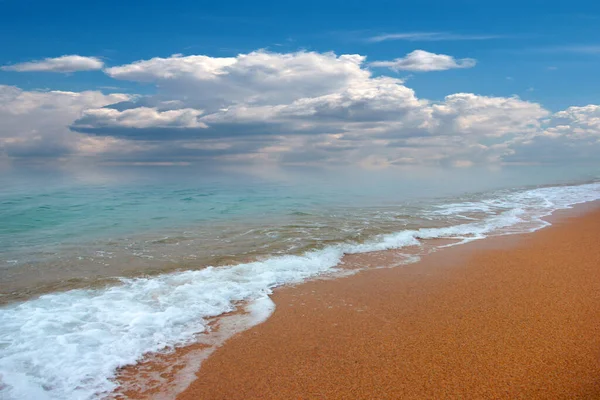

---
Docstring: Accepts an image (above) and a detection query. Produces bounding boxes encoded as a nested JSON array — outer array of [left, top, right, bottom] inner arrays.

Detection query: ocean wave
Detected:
[[1, 182, 599, 400]]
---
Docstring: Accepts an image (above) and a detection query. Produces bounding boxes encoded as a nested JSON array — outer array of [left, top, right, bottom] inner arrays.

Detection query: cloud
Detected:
[[546, 105, 600, 137], [199, 75, 425, 125], [367, 32, 506, 43], [1, 55, 104, 73], [1, 49, 599, 168], [74, 66, 428, 143], [370, 50, 476, 72], [0, 85, 130, 161], [104, 51, 369, 109], [428, 93, 549, 137], [74, 107, 207, 129], [535, 45, 600, 54], [503, 106, 600, 164]]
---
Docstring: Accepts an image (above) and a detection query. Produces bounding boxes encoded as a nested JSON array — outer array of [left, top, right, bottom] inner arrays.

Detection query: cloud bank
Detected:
[[1, 50, 599, 168]]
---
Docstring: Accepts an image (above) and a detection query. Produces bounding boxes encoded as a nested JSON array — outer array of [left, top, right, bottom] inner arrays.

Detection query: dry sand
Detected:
[[125, 204, 600, 399]]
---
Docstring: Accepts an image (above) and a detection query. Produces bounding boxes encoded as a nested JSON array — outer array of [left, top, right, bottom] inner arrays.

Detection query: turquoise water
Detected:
[[1, 165, 600, 399], [2, 166, 595, 254], [1, 165, 598, 300]]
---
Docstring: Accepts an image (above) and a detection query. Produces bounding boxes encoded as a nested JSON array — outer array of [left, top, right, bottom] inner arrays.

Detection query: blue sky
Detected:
[[0, 0, 599, 169], [2, 0, 600, 110]]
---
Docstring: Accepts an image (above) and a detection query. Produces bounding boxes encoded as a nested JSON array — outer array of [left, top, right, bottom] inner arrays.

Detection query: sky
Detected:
[[1, 0, 600, 171]]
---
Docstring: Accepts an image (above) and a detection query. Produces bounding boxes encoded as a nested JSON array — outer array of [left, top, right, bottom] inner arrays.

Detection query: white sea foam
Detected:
[[1, 182, 599, 400], [115, 296, 277, 400]]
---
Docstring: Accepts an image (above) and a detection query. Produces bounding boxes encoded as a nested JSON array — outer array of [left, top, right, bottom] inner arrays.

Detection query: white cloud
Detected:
[[503, 105, 600, 164], [367, 32, 506, 43], [1, 55, 104, 73], [2, 49, 599, 168], [105, 51, 369, 109], [199, 75, 425, 126], [428, 93, 549, 137], [75, 107, 207, 129], [104, 54, 237, 81], [370, 50, 476, 72], [0, 85, 130, 160], [546, 105, 600, 137], [0, 86, 128, 115]]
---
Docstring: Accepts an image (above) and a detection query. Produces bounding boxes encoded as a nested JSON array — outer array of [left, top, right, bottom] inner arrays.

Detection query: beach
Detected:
[[4, 4, 600, 398], [167, 203, 600, 399], [4, 180, 600, 399]]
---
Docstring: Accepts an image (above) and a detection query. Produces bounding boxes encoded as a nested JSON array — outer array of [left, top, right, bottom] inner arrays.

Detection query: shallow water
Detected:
[[1, 166, 599, 399]]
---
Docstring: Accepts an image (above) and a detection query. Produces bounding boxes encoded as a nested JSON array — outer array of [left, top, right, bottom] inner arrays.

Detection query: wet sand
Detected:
[[164, 204, 600, 399], [116, 204, 600, 399]]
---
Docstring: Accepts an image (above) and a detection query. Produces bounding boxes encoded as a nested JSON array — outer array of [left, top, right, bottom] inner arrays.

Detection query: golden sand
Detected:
[[121, 204, 600, 399]]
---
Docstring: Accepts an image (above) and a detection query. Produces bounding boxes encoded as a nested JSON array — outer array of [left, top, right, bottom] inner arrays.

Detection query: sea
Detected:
[[1, 165, 599, 399]]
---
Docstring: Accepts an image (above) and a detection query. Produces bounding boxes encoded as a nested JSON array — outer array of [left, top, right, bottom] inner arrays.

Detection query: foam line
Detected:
[[1, 182, 599, 399]]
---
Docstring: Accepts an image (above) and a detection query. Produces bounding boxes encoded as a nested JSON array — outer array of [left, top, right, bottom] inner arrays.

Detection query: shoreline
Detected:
[[5, 183, 600, 399], [117, 201, 600, 399]]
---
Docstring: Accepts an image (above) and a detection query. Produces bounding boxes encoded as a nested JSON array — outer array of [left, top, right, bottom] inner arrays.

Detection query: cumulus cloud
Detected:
[[1, 55, 104, 73], [1, 49, 599, 168], [547, 105, 600, 137], [370, 50, 476, 72], [0, 85, 130, 161], [428, 93, 548, 137], [105, 51, 370, 109], [197, 75, 426, 128], [74, 107, 207, 129], [499, 105, 600, 165]]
